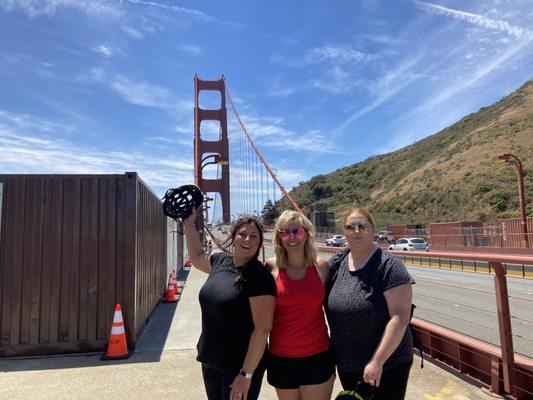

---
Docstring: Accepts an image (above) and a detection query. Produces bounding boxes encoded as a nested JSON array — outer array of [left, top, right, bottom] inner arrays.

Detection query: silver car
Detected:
[[326, 235, 346, 247], [388, 238, 429, 251]]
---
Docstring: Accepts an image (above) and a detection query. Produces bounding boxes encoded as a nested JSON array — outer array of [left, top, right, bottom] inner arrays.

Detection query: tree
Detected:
[[261, 199, 279, 226]]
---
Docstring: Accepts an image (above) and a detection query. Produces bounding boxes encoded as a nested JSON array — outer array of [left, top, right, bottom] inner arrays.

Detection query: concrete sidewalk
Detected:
[[0, 266, 494, 400]]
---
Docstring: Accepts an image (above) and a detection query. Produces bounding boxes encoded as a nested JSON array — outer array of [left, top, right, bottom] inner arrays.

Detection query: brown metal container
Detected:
[[0, 173, 177, 357], [387, 224, 406, 239], [498, 217, 533, 248]]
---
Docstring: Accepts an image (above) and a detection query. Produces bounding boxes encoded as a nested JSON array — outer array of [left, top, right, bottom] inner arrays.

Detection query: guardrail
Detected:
[[390, 250, 533, 399]]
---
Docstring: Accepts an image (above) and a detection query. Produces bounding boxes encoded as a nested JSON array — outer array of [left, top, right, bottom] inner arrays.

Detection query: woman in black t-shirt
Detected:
[[326, 208, 414, 400], [183, 210, 276, 400]]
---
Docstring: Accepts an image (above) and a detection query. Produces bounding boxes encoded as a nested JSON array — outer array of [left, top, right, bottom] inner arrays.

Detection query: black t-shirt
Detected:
[[197, 252, 276, 372], [325, 248, 414, 373]]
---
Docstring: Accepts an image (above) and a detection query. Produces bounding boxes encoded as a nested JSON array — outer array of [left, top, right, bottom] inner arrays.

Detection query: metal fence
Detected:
[[0, 173, 176, 357], [393, 250, 533, 399]]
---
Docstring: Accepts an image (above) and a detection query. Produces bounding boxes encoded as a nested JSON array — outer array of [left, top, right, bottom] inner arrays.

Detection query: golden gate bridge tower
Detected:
[[194, 75, 231, 224]]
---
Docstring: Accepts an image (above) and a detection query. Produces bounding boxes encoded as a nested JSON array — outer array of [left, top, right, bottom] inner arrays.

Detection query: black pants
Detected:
[[338, 359, 413, 400], [201, 363, 266, 400]]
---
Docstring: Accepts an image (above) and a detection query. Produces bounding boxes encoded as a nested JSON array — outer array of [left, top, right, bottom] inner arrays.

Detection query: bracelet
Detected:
[[239, 369, 253, 379]]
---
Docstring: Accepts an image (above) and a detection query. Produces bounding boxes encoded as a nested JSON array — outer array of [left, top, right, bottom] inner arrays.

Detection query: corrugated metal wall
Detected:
[[499, 217, 533, 248], [0, 173, 173, 357]]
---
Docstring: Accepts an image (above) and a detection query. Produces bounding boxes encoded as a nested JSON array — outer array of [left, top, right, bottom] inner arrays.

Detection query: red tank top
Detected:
[[270, 266, 331, 358]]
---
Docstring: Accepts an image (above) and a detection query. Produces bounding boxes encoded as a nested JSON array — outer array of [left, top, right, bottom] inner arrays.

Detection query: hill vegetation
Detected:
[[278, 81, 533, 226]]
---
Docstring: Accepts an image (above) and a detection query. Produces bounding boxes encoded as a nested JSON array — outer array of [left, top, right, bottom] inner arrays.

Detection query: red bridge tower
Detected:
[[194, 75, 231, 225]]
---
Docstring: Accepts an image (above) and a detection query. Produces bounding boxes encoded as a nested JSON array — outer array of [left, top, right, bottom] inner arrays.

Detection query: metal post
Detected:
[[493, 154, 529, 248], [512, 156, 529, 248], [490, 261, 515, 395]]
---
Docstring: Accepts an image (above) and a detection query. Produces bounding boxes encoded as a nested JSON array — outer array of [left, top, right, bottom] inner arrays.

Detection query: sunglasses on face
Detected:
[[236, 232, 259, 241], [279, 227, 306, 240], [344, 223, 371, 232]]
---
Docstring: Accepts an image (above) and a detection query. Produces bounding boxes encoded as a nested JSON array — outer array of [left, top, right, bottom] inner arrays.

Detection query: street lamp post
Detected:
[[493, 153, 529, 248]]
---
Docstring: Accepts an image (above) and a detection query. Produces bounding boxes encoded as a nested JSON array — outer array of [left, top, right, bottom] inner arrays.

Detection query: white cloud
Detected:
[[268, 86, 297, 98], [310, 65, 362, 94], [0, 0, 123, 20], [124, 0, 246, 30], [414, 1, 533, 39], [271, 45, 374, 68], [179, 44, 202, 56], [0, 0, 245, 33], [0, 112, 194, 194], [0, 110, 75, 133], [93, 44, 113, 58], [393, 38, 531, 137], [266, 78, 297, 98], [309, 46, 374, 64], [333, 53, 425, 134], [110, 76, 174, 108], [122, 26, 143, 39], [280, 36, 299, 46], [85, 69, 193, 112], [230, 114, 336, 154]]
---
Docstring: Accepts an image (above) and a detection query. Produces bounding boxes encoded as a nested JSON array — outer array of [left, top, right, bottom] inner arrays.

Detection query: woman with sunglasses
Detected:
[[264, 210, 335, 400], [325, 208, 414, 400], [183, 209, 276, 400]]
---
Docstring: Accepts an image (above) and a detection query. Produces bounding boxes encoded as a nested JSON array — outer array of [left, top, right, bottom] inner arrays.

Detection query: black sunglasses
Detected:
[[344, 223, 372, 232]]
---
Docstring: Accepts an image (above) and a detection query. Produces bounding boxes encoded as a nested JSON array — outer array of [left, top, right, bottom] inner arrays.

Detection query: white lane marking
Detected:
[[414, 274, 443, 281]]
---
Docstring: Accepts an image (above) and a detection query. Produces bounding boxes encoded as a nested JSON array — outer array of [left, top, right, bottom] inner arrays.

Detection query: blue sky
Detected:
[[1, 0, 532, 204]]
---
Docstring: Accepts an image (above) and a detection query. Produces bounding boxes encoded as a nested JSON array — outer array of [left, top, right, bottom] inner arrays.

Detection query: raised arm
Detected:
[[183, 208, 212, 274]]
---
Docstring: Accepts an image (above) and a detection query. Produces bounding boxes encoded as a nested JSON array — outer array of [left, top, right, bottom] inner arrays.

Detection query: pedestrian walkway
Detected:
[[0, 266, 495, 399]]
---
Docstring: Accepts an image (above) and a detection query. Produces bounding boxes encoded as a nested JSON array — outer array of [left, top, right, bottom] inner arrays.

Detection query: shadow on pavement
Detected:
[[0, 268, 193, 372]]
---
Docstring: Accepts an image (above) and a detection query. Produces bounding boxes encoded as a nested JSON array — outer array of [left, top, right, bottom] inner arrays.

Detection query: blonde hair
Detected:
[[342, 208, 376, 227], [273, 210, 318, 269]]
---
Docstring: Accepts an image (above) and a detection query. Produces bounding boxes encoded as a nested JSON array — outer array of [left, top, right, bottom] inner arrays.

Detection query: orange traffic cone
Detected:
[[163, 277, 177, 303], [171, 272, 179, 294], [101, 304, 132, 360]]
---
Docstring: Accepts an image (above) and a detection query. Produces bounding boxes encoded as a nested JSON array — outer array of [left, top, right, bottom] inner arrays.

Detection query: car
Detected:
[[326, 235, 346, 247], [388, 238, 429, 251]]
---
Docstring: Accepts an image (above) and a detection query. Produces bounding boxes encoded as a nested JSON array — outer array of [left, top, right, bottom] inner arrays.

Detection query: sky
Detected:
[[1, 0, 532, 209]]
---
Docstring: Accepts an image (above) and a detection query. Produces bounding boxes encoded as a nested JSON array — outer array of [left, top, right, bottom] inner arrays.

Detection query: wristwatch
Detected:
[[239, 369, 253, 379]]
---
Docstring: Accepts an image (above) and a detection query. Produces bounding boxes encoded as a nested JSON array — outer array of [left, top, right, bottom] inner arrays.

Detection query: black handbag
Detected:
[[334, 381, 375, 400]]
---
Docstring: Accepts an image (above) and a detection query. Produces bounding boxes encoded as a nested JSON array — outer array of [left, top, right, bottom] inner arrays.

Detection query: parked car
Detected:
[[326, 235, 346, 247], [388, 238, 429, 251]]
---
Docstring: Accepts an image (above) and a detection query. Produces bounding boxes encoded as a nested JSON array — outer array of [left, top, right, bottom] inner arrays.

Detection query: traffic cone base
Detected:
[[163, 279, 177, 303], [101, 304, 133, 361]]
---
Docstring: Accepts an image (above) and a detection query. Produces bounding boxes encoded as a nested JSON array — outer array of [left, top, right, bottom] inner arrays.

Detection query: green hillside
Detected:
[[280, 81, 533, 226]]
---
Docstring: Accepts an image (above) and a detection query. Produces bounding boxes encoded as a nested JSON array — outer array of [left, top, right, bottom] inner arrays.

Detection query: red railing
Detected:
[[390, 250, 533, 399]]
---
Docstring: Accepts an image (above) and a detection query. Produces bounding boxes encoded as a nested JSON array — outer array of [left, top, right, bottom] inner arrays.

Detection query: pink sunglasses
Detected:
[[279, 227, 306, 240]]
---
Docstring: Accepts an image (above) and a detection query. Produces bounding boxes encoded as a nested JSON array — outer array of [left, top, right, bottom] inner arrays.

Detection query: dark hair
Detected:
[[223, 214, 264, 261]]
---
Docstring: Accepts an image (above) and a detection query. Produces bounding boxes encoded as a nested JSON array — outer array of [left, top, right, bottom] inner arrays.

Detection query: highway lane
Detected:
[[210, 232, 533, 357]]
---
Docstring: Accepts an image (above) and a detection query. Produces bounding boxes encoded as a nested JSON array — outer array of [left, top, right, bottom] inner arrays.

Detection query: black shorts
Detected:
[[267, 349, 335, 389]]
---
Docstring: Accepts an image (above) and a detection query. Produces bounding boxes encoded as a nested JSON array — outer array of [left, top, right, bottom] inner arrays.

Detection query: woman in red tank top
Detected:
[[265, 210, 335, 400]]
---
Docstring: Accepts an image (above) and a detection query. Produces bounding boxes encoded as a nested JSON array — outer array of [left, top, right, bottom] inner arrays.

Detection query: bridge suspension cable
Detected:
[[224, 77, 302, 219]]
